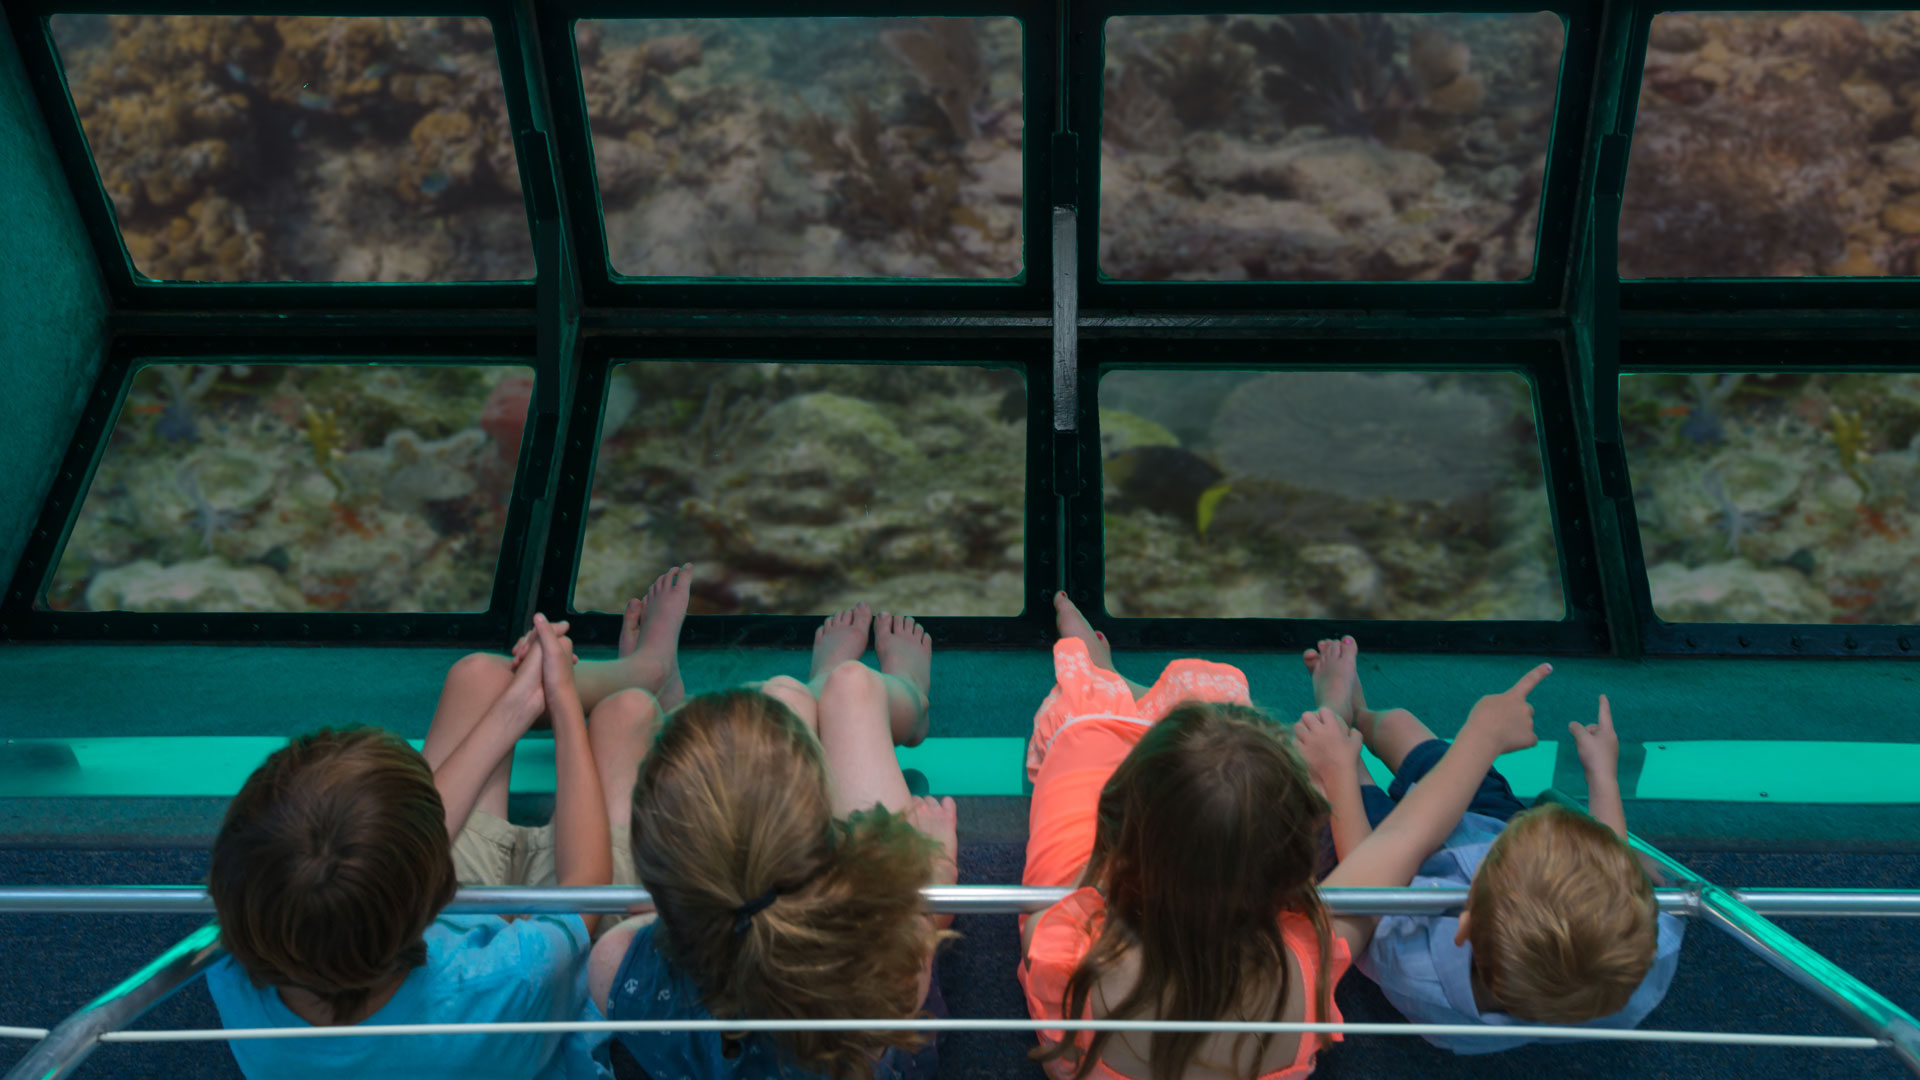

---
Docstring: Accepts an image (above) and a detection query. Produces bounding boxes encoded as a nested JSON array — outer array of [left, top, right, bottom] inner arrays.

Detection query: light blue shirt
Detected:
[[1357, 810, 1685, 1055], [206, 913, 610, 1080]]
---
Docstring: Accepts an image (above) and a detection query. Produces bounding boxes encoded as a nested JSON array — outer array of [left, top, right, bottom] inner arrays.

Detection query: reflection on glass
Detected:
[[48, 363, 530, 612], [1621, 373, 1920, 623], [579, 18, 1024, 279], [1100, 370, 1562, 619], [50, 15, 533, 282], [577, 363, 1024, 615], [1623, 11, 1920, 278], [1099, 13, 1563, 282]]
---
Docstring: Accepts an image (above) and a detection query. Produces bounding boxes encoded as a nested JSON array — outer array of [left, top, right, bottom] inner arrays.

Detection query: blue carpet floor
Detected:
[[1, 847, 1915, 1080]]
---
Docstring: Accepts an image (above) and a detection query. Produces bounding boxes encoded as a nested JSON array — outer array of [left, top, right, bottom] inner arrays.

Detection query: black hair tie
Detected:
[[732, 887, 781, 935]]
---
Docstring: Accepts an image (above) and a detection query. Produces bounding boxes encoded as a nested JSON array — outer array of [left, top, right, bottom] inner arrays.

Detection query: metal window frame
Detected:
[[3, 0, 1919, 656]]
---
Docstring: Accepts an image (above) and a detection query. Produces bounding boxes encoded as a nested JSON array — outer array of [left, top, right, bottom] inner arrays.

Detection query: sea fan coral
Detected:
[[880, 18, 989, 142], [1127, 20, 1254, 131], [1229, 14, 1412, 138]]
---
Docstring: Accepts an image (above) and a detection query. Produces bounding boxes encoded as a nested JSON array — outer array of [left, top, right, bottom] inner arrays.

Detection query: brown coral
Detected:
[[880, 18, 989, 142], [122, 195, 267, 281], [1128, 20, 1254, 131]]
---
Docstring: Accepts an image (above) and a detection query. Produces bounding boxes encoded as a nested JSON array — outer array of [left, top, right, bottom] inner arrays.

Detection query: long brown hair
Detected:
[[209, 727, 457, 1022], [1037, 702, 1335, 1080], [632, 689, 939, 1080]]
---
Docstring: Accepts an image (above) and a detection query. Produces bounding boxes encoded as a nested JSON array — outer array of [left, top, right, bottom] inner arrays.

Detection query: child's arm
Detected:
[[1295, 708, 1372, 861], [1569, 694, 1627, 839], [1323, 664, 1551, 955], [434, 648, 546, 837], [538, 613, 612, 935]]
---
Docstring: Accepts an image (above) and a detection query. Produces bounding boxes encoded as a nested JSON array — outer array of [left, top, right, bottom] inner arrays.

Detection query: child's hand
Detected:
[[1294, 707, 1363, 788], [533, 614, 578, 706], [1464, 663, 1551, 755], [905, 795, 959, 887], [499, 639, 547, 730], [511, 626, 578, 670], [1569, 694, 1621, 778]]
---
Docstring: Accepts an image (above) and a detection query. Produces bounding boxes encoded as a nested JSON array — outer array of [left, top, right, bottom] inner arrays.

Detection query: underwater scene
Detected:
[[581, 17, 1024, 279], [50, 15, 533, 282], [1623, 11, 1920, 278], [1098, 371, 1564, 620], [1100, 12, 1564, 282], [576, 363, 1025, 616], [1621, 373, 1920, 623], [48, 364, 530, 612]]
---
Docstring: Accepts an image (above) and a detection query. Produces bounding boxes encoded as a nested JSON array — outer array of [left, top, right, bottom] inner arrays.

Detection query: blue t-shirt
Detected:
[[206, 913, 609, 1080], [1357, 810, 1685, 1054]]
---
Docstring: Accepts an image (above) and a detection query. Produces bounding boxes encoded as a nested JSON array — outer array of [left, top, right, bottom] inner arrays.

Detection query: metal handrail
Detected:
[[4, 883, 1920, 916], [2, 922, 222, 1080]]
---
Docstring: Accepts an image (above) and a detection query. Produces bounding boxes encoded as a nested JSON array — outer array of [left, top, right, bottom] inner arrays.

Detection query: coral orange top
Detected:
[[1017, 638, 1350, 1080]]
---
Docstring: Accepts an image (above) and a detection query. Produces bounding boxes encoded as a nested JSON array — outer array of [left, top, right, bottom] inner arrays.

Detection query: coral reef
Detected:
[[1622, 372, 1920, 624], [50, 364, 526, 613], [52, 14, 532, 281], [1621, 10, 1920, 277], [1100, 12, 1564, 282], [582, 17, 1023, 278]]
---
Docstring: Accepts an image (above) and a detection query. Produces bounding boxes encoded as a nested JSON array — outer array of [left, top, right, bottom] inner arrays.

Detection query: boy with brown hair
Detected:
[[205, 567, 696, 1079], [1295, 637, 1683, 1053]]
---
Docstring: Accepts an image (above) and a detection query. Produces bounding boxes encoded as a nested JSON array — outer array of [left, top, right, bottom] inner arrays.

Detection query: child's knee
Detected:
[[591, 688, 660, 741], [819, 660, 884, 703], [755, 676, 818, 733], [446, 652, 513, 694]]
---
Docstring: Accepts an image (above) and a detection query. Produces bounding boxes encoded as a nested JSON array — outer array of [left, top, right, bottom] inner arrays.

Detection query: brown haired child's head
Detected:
[[1050, 701, 1334, 1080], [632, 688, 938, 1080], [1462, 802, 1658, 1023], [208, 727, 457, 1022]]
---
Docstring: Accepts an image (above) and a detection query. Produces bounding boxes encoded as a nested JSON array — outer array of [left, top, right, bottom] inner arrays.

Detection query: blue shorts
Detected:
[[1318, 738, 1525, 879]]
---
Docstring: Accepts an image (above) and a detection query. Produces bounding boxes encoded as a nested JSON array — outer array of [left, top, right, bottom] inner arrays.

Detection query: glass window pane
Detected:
[[1620, 372, 1920, 623], [1622, 11, 1919, 278], [1101, 370, 1563, 619], [579, 18, 1024, 279], [48, 363, 531, 612], [577, 362, 1025, 614], [50, 15, 534, 282], [1099, 13, 1564, 282]]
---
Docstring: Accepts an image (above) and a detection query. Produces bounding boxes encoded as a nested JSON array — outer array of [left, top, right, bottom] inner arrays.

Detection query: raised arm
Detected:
[[434, 644, 546, 838], [539, 613, 612, 935], [1569, 694, 1626, 839], [1295, 708, 1372, 861], [1323, 664, 1551, 955]]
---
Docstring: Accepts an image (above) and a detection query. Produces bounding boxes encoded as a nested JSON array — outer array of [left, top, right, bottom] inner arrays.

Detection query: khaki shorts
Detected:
[[451, 809, 639, 891]]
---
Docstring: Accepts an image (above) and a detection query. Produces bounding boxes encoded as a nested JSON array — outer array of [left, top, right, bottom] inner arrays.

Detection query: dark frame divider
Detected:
[[536, 0, 1059, 312], [1069, 0, 1601, 313], [1067, 337, 1614, 655], [0, 335, 543, 645], [0, 0, 547, 310], [1615, 340, 1920, 658], [541, 336, 1062, 649]]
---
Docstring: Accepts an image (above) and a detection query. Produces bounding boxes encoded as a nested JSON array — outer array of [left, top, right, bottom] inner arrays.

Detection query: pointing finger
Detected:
[[1507, 663, 1553, 699]]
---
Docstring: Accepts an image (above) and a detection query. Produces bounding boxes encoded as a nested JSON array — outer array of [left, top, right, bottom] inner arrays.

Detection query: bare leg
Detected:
[[752, 675, 819, 738], [1303, 639, 1434, 775], [816, 661, 912, 817], [1053, 592, 1148, 698], [422, 653, 515, 822], [872, 612, 932, 747], [588, 689, 660, 831], [571, 564, 693, 712]]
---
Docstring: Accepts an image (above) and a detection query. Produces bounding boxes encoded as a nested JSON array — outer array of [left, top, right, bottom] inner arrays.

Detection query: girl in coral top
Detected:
[[1020, 594, 1549, 1080]]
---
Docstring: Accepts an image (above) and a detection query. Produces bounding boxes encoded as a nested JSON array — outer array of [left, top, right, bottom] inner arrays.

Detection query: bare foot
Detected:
[[810, 603, 872, 681], [1053, 592, 1116, 672], [1303, 635, 1373, 737], [630, 564, 693, 710], [875, 612, 932, 698]]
